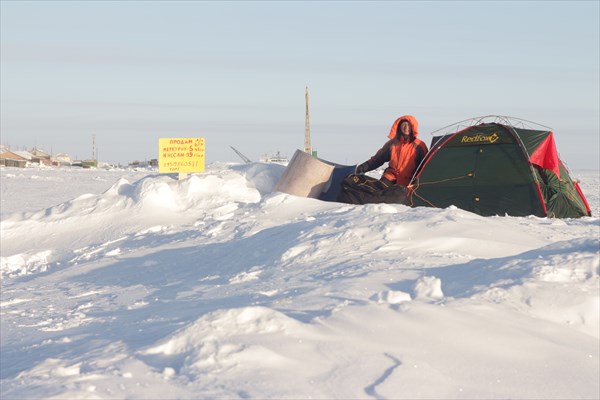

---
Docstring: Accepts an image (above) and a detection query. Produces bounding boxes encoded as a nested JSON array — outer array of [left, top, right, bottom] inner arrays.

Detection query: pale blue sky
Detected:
[[1, 1, 599, 169]]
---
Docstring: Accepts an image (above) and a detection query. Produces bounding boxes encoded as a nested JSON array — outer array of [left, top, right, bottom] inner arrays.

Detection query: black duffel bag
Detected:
[[336, 174, 409, 205]]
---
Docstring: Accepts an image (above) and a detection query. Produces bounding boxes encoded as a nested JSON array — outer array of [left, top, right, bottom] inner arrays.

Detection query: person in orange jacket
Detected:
[[355, 115, 428, 186]]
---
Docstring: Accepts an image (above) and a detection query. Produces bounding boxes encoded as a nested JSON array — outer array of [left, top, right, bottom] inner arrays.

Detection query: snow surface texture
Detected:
[[1, 164, 599, 399]]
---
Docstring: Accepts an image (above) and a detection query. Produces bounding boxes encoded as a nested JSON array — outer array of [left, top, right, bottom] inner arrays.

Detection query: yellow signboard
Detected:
[[158, 138, 205, 173]]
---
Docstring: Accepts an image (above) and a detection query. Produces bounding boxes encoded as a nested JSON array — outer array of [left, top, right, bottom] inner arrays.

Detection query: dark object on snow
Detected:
[[319, 164, 358, 201], [336, 174, 409, 205], [407, 117, 591, 218]]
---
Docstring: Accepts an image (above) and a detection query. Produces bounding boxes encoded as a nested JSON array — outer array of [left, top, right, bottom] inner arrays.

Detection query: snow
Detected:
[[1, 163, 599, 399]]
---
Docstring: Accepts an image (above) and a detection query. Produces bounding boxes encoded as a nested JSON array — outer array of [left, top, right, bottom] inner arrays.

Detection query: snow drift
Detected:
[[1, 163, 598, 399]]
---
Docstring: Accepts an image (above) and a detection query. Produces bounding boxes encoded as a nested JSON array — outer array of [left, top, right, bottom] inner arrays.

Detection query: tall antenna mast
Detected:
[[304, 86, 312, 155], [92, 134, 96, 160]]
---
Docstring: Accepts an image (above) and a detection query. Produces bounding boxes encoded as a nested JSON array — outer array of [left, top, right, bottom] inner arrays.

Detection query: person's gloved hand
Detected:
[[355, 162, 369, 174]]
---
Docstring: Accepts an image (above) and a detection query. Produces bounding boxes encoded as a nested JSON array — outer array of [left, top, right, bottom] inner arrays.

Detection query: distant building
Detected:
[[81, 159, 98, 168], [128, 160, 157, 169], [0, 151, 28, 168], [260, 151, 289, 165], [13, 150, 34, 162], [30, 148, 53, 166], [31, 148, 50, 158], [53, 153, 72, 166]]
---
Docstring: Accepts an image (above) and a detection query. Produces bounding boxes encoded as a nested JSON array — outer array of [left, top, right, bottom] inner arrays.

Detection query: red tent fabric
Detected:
[[529, 133, 561, 178]]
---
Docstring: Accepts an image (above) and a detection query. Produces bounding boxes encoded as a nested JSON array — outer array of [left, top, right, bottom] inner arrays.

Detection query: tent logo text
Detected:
[[460, 133, 500, 144]]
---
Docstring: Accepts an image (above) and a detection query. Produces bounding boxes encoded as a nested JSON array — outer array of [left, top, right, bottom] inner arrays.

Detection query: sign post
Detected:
[[158, 138, 205, 179]]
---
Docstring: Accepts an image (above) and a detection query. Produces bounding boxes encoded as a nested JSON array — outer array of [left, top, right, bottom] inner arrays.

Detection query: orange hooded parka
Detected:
[[368, 115, 428, 186]]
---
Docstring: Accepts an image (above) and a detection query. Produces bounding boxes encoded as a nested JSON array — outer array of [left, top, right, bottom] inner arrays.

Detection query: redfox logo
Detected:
[[460, 133, 500, 144]]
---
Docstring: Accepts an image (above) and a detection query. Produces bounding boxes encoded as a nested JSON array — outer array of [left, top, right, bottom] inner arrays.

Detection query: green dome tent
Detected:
[[408, 116, 591, 218]]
